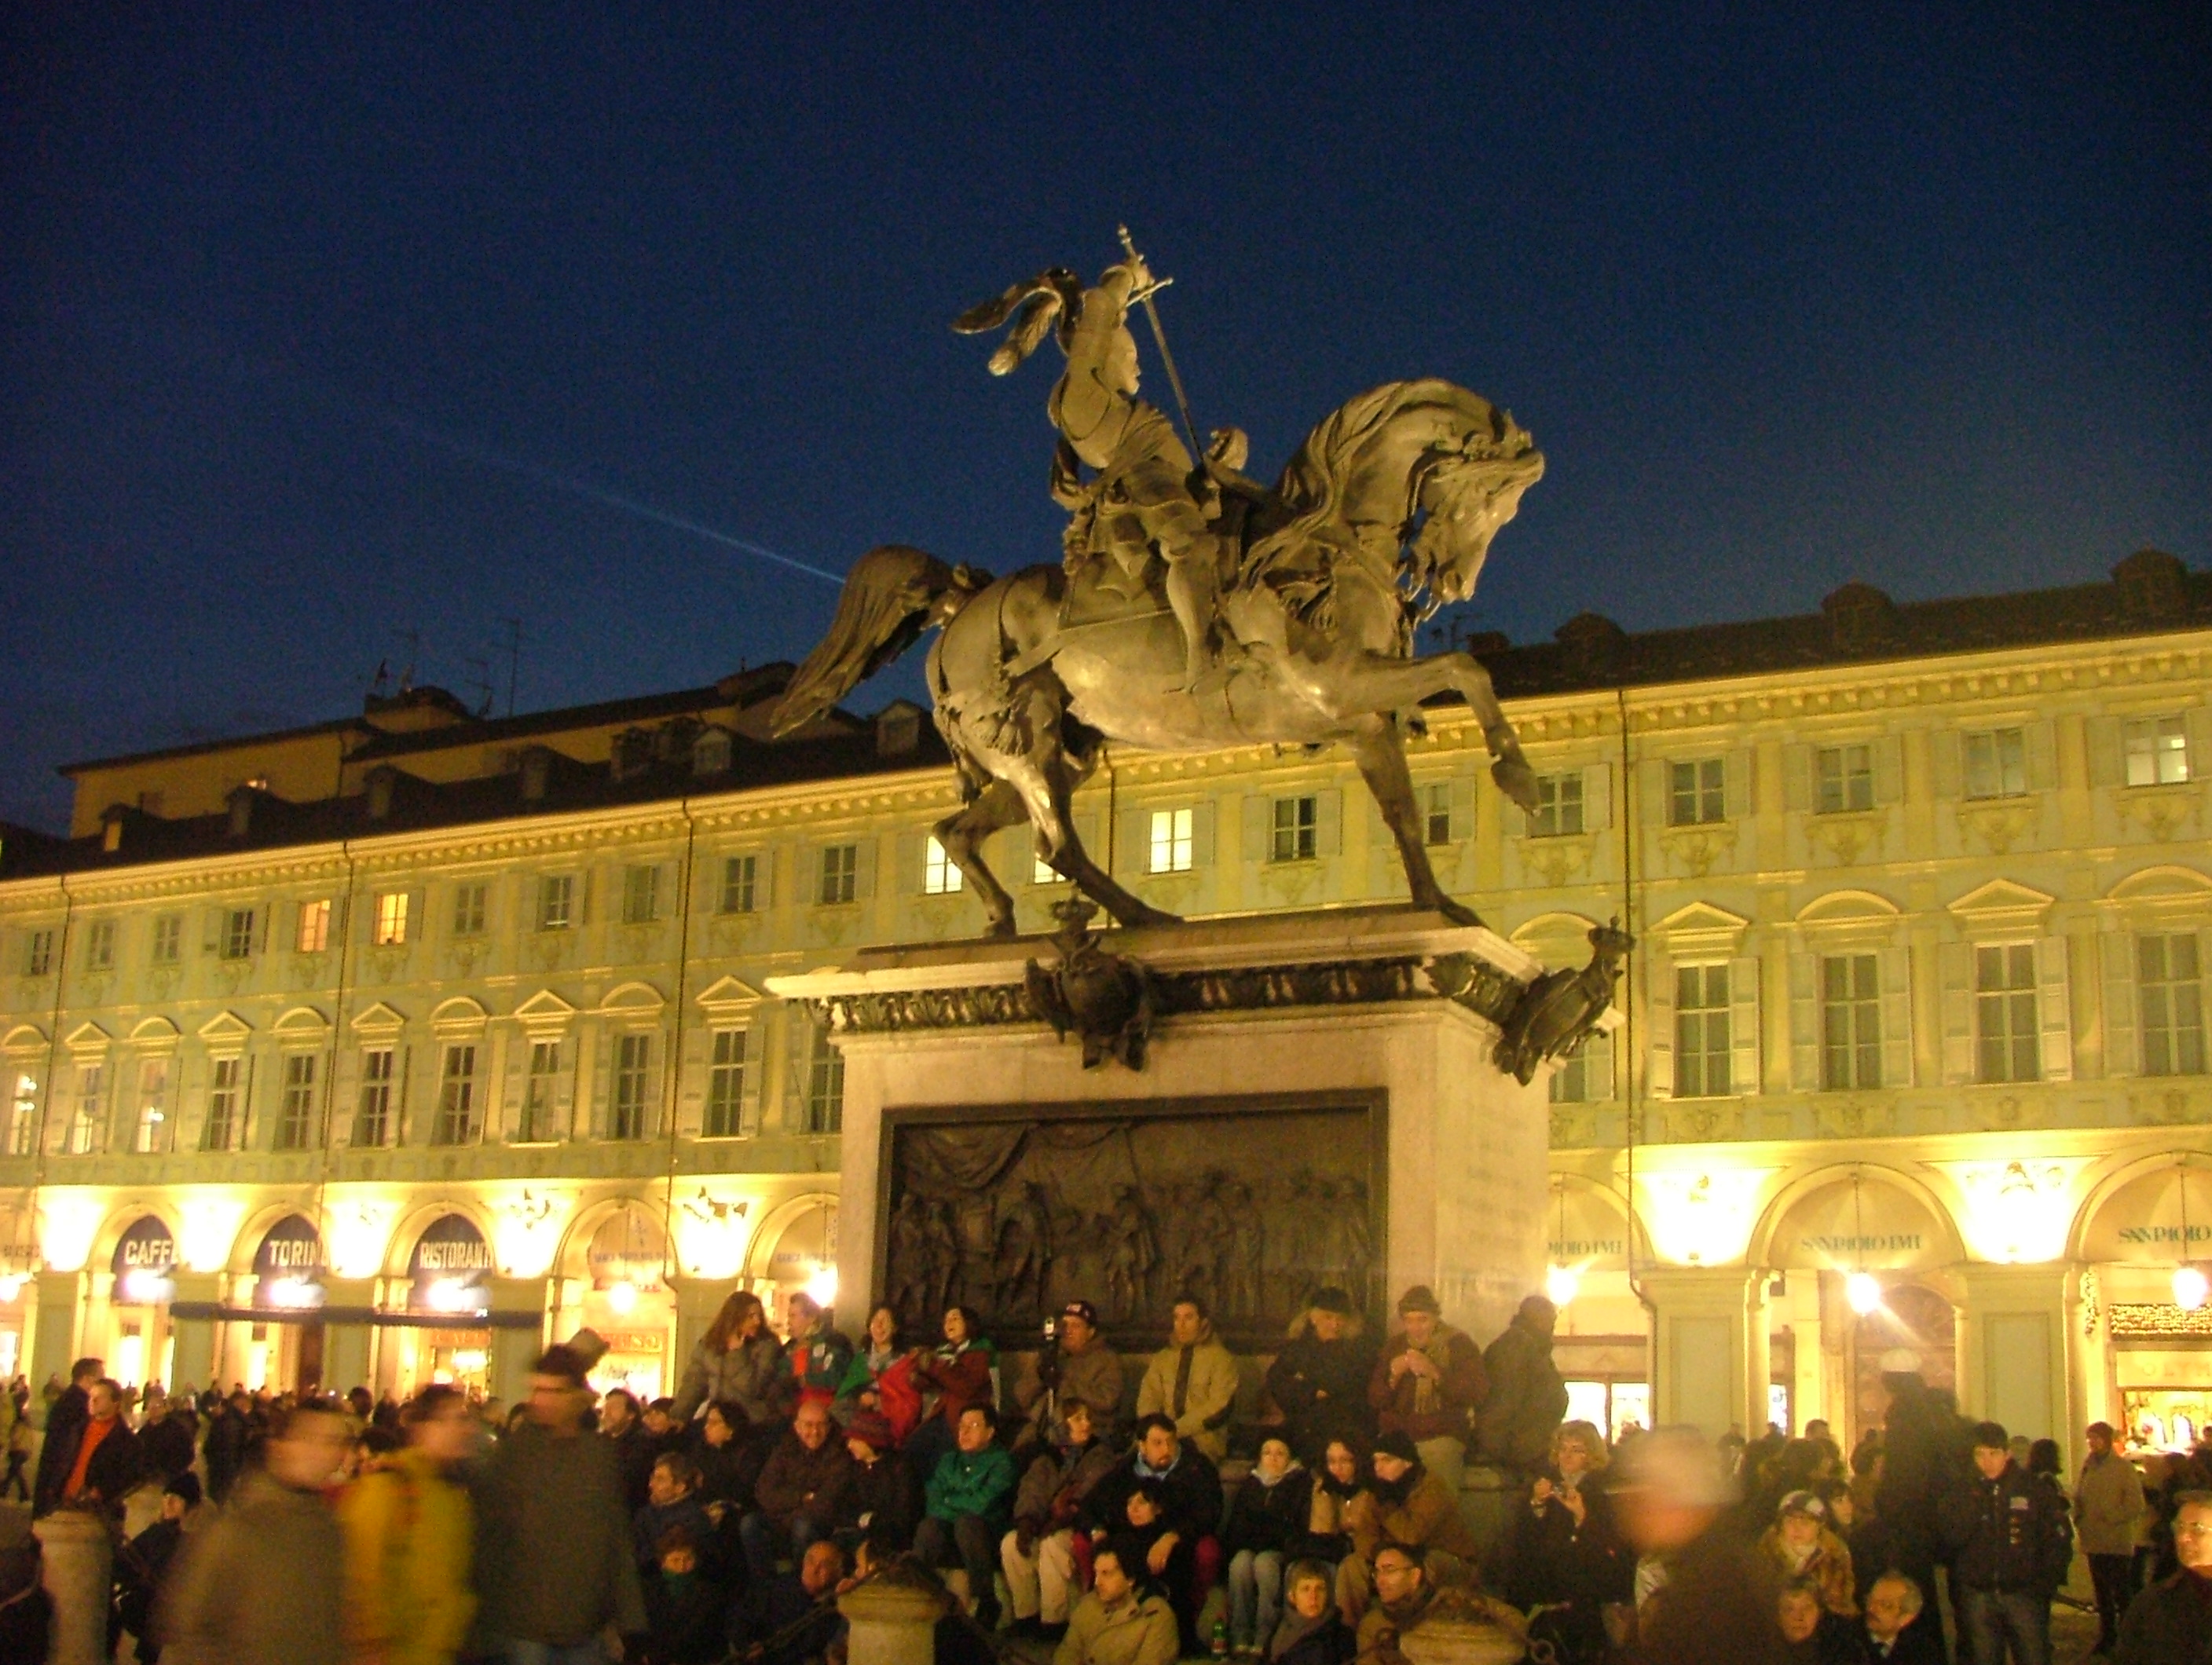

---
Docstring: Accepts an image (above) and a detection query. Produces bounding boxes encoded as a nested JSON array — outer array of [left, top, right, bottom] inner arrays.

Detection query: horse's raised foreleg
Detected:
[[934, 781, 1029, 939], [1350, 715, 1483, 928], [1322, 649, 1539, 814]]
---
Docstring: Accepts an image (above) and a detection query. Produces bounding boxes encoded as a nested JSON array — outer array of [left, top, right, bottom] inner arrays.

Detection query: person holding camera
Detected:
[[1016, 1300, 1127, 1456]]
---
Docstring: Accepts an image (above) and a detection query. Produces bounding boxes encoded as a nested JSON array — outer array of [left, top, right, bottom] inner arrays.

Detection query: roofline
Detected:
[[57, 715, 372, 778]]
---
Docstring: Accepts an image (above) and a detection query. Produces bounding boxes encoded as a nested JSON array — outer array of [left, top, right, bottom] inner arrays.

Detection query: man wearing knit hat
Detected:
[[1366, 1286, 1485, 1499]]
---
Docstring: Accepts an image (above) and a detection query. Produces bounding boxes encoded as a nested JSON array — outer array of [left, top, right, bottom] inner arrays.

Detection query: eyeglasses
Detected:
[[2177, 1521, 2212, 1539]]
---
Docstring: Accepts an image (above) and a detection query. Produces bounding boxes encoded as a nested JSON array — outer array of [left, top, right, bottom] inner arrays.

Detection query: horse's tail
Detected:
[[770, 545, 989, 737]]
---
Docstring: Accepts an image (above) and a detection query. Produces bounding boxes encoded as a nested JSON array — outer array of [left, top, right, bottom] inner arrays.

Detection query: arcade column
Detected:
[[1639, 1266, 1771, 1439]]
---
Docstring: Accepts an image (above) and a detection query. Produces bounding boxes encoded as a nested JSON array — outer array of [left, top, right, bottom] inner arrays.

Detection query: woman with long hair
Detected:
[[907, 1305, 997, 1477], [833, 1305, 924, 1444], [671, 1290, 787, 1426]]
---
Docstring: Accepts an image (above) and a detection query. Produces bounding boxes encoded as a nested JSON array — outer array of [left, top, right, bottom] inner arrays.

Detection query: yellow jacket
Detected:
[[338, 1447, 477, 1665]]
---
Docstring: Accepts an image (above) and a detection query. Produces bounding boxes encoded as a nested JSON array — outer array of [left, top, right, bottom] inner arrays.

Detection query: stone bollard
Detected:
[[839, 1578, 945, 1665], [35, 1509, 114, 1665], [1399, 1617, 1529, 1665]]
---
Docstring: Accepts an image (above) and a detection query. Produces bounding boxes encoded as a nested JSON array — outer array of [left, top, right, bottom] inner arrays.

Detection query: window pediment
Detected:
[[2, 1023, 49, 1054], [513, 989, 579, 1032], [2106, 864, 2212, 922], [1946, 878, 2055, 936], [695, 974, 764, 1015], [350, 1001, 408, 1035], [430, 995, 489, 1036], [63, 1019, 111, 1054], [1652, 901, 1751, 958]]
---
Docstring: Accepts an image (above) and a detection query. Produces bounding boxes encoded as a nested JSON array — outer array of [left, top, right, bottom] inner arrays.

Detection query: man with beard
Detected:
[[1367, 1288, 1484, 1499], [1335, 1431, 1481, 1625], [1266, 1288, 1379, 1461], [1080, 1414, 1225, 1652]]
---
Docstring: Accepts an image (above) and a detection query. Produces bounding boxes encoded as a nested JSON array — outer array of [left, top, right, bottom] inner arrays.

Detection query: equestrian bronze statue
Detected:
[[774, 240, 1546, 937]]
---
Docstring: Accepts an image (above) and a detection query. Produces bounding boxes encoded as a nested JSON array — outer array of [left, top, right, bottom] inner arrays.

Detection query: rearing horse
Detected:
[[774, 378, 1545, 936]]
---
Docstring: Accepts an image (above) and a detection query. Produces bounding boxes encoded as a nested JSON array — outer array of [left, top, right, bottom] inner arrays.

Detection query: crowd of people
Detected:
[[0, 1290, 2206, 1665]]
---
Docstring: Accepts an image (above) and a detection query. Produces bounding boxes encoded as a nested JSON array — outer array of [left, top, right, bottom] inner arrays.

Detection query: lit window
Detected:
[[373, 892, 409, 946], [296, 899, 331, 953], [2123, 715, 2190, 787], [1674, 964, 1732, 1098], [1531, 774, 1585, 838], [1148, 809, 1194, 874], [431, 1045, 478, 1145], [804, 1024, 844, 1134], [354, 1048, 394, 1147], [1270, 796, 1318, 863], [1423, 783, 1455, 847], [924, 837, 964, 894], [518, 1040, 562, 1142], [1963, 728, 2027, 800], [24, 931, 53, 977], [2139, 934, 2205, 1077], [621, 865, 660, 924], [8, 1072, 35, 1156], [610, 1034, 652, 1140], [222, 909, 257, 960], [451, 884, 488, 937], [1033, 853, 1064, 885], [1820, 954, 1881, 1089], [819, 844, 859, 906], [150, 916, 181, 965], [134, 1057, 170, 1153], [1668, 760, 1726, 826], [537, 875, 573, 931], [1816, 745, 1874, 814], [203, 1057, 242, 1151], [274, 1055, 317, 1151], [719, 854, 758, 915], [705, 1029, 746, 1138], [1974, 944, 2040, 1083], [68, 1063, 105, 1155], [85, 920, 116, 972]]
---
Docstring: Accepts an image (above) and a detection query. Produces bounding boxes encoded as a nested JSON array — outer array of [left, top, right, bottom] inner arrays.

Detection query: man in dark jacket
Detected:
[[30, 1356, 100, 1515], [1474, 1294, 1569, 1475], [740, 1395, 856, 1585], [203, 1388, 257, 1504], [835, 1409, 921, 1552], [1939, 1421, 2071, 1665], [2115, 1488, 2212, 1664], [58, 1378, 143, 1518], [1609, 1427, 1789, 1665], [137, 1395, 196, 1484], [115, 1473, 198, 1664], [1264, 1287, 1377, 1462], [602, 1388, 657, 1513], [474, 1344, 649, 1661]]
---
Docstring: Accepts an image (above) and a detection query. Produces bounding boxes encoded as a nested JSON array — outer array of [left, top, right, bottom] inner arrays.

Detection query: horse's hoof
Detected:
[[983, 917, 1020, 940]]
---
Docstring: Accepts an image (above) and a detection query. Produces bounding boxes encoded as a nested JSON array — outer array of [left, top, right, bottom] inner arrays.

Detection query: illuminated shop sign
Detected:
[[111, 1216, 177, 1305]]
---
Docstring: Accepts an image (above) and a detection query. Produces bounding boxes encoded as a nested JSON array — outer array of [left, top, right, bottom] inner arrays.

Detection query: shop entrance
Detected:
[[576, 1205, 676, 1401]]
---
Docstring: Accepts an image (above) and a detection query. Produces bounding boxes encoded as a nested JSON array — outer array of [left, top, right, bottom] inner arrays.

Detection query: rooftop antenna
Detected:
[[395, 626, 422, 693], [500, 618, 523, 717], [368, 659, 391, 701], [463, 656, 496, 718]]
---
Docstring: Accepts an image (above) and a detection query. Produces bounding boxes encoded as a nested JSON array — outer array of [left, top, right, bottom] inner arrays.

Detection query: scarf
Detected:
[[1372, 1460, 1426, 1508], [1405, 1324, 1463, 1418], [1253, 1459, 1305, 1490], [1265, 1608, 1331, 1662], [1135, 1452, 1181, 1481]]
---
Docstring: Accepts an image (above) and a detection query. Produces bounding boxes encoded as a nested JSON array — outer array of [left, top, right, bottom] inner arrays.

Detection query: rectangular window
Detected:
[[610, 1034, 652, 1140], [1033, 854, 1063, 884], [134, 1057, 170, 1153], [818, 845, 858, 906], [7, 1072, 35, 1156], [1549, 1040, 1596, 1104], [2123, 715, 2191, 787], [1270, 795, 1319, 863], [68, 1063, 105, 1155], [1820, 953, 1882, 1089], [1423, 783, 1455, 847], [274, 1054, 317, 1151], [719, 854, 758, 915], [222, 908, 257, 960], [150, 916, 181, 965], [537, 874, 573, 931], [372, 891, 409, 946], [804, 1025, 844, 1134], [295, 899, 331, 953], [2139, 933, 2206, 1077], [1674, 964, 1733, 1098], [1963, 727, 2028, 800], [354, 1048, 394, 1147], [202, 1057, 242, 1151], [1974, 944, 2041, 1082], [1148, 808, 1194, 874], [25, 930, 53, 977], [85, 920, 116, 972], [1531, 773, 1586, 838], [621, 865, 660, 924], [922, 837, 964, 895], [1816, 745, 1875, 814], [518, 1040, 562, 1142], [432, 1045, 478, 1145], [1668, 759, 1727, 826], [705, 1029, 746, 1138], [451, 883, 488, 937]]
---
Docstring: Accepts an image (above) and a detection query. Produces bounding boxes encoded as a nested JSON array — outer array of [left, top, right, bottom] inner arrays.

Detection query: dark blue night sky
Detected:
[[4, 4, 2206, 829]]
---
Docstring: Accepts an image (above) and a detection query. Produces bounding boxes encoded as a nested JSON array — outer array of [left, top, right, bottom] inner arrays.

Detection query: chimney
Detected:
[[1555, 613, 1627, 681], [1820, 582, 1899, 653], [2113, 548, 2188, 621]]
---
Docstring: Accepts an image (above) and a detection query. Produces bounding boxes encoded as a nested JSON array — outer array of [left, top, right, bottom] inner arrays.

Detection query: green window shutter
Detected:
[[1728, 954, 1763, 1096], [1932, 731, 1963, 800], [1117, 810, 1150, 877], [1241, 797, 1269, 864], [1939, 942, 1976, 1085], [854, 837, 878, 901], [1789, 953, 1820, 1092], [1783, 748, 1813, 814], [1879, 946, 1914, 1089], [676, 1023, 706, 1138], [1583, 1028, 1615, 1102], [1449, 776, 1476, 840], [2036, 935, 2073, 1082], [1189, 801, 1216, 865], [897, 831, 927, 896], [2100, 931, 2138, 1078], [1646, 959, 1675, 1100], [741, 1021, 765, 1135], [500, 1033, 527, 1141]]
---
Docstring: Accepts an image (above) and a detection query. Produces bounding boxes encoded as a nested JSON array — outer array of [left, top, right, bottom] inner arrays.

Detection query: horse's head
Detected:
[[1411, 417, 1546, 606]]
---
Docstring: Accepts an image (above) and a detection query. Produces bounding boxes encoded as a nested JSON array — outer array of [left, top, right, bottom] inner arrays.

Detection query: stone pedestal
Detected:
[[839, 1579, 945, 1665], [35, 1509, 113, 1665], [771, 906, 1557, 1351]]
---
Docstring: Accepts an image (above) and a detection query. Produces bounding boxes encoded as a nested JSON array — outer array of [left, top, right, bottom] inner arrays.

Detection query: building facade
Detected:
[[2, 552, 2208, 1471]]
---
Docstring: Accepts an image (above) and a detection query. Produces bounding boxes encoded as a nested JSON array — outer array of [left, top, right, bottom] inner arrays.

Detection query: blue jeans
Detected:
[[1227, 1548, 1284, 1647], [1957, 1586, 2049, 1665], [502, 1641, 610, 1665]]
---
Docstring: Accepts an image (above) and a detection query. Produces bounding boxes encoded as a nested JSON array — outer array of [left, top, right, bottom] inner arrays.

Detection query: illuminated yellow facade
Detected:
[[2, 558, 2209, 1467]]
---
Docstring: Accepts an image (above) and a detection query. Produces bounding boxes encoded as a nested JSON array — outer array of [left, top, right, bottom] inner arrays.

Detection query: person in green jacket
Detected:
[[915, 1403, 1019, 1629]]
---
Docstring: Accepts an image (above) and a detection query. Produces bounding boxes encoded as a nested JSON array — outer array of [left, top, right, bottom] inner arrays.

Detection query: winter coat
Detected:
[[1632, 1528, 1790, 1665], [1300, 1475, 1363, 1562], [1137, 1324, 1240, 1460], [1939, 1461, 2072, 1595], [1222, 1464, 1316, 1558], [633, 1494, 720, 1576], [694, 1433, 767, 1515], [784, 1327, 856, 1401], [1054, 1588, 1182, 1665], [202, 1404, 254, 1502], [1013, 1437, 1122, 1534], [839, 1450, 922, 1548], [337, 1445, 477, 1665], [1343, 1467, 1481, 1563], [1507, 1480, 1632, 1617], [2113, 1566, 2212, 1665], [834, 1346, 926, 1444], [1265, 1608, 1354, 1665], [915, 1339, 999, 1433], [2074, 1448, 2148, 1557], [1082, 1447, 1225, 1544], [753, 1429, 857, 1527], [1265, 1330, 1379, 1460], [925, 1442, 1019, 1528], [641, 1569, 727, 1665], [1474, 1315, 1567, 1471], [1754, 1524, 1857, 1618], [1367, 1327, 1485, 1447], [607, 1421, 659, 1513], [472, 1420, 647, 1647], [63, 1414, 144, 1512], [671, 1331, 789, 1425], [1016, 1337, 1131, 1443], [138, 1414, 197, 1483], [156, 1468, 346, 1665], [30, 1383, 87, 1513]]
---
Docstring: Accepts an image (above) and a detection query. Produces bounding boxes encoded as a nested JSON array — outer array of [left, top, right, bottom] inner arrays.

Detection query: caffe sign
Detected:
[[111, 1216, 177, 1302]]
